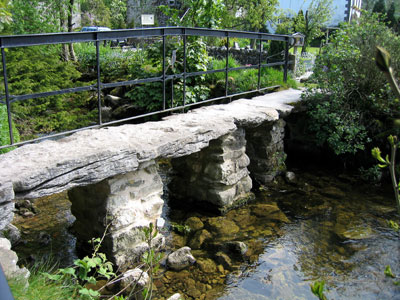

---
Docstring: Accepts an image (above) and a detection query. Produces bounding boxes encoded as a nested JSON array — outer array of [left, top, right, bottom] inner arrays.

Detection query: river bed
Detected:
[[12, 167, 400, 300]]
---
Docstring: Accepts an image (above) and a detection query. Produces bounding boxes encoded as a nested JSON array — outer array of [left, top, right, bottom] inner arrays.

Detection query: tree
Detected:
[[80, 0, 111, 27], [221, 0, 278, 32], [301, 0, 333, 53], [104, 0, 127, 29], [372, 0, 386, 15], [0, 0, 12, 31], [387, 2, 396, 28], [160, 0, 225, 28], [293, 9, 306, 33]]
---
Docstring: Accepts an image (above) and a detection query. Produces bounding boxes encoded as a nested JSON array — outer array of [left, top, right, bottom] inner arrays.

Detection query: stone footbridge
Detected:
[[0, 89, 301, 269]]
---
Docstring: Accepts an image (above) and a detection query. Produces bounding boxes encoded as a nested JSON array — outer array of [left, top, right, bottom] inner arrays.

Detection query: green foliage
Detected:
[[81, 0, 111, 28], [104, 0, 127, 29], [358, 165, 382, 183], [170, 222, 191, 235], [75, 42, 142, 82], [303, 12, 400, 156], [387, 219, 399, 232], [1, 47, 97, 139], [0, 0, 11, 31], [43, 235, 118, 300], [125, 38, 211, 111], [141, 222, 164, 300], [208, 56, 297, 97], [385, 265, 396, 278], [310, 280, 328, 300], [160, 0, 225, 28], [10, 0, 67, 34], [0, 104, 19, 153], [221, 0, 278, 32], [8, 258, 76, 300]]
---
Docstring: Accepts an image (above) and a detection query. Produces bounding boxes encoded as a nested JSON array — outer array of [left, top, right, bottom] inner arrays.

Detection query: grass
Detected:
[[8, 259, 77, 300], [289, 46, 320, 55]]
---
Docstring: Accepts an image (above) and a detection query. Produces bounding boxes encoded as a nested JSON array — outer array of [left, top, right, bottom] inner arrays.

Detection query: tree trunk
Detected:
[[302, 10, 309, 54], [59, 1, 70, 61], [68, 0, 76, 61]]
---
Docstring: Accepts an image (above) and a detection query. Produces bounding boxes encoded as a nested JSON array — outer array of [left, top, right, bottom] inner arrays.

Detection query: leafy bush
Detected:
[[74, 43, 144, 82], [125, 38, 211, 111], [303, 12, 400, 156]]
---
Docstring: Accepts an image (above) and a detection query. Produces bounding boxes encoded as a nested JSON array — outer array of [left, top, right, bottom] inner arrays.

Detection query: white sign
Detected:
[[141, 14, 154, 25]]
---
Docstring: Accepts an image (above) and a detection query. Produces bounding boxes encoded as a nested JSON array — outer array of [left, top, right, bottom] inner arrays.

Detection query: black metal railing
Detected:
[[0, 27, 293, 150]]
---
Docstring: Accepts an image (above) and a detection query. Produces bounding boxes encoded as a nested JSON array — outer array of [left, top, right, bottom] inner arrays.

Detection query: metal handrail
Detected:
[[0, 27, 292, 150]]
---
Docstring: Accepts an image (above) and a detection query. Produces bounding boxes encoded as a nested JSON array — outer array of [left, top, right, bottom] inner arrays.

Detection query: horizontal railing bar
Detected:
[[185, 68, 226, 78], [102, 76, 163, 89], [0, 27, 290, 48], [0, 84, 281, 151], [6, 85, 96, 103]]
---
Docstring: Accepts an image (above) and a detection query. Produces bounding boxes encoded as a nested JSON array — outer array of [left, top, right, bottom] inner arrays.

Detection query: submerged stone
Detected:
[[197, 258, 217, 273], [207, 217, 240, 236], [251, 203, 290, 223], [333, 223, 374, 240], [189, 229, 212, 249], [215, 252, 233, 270], [320, 186, 346, 199], [185, 216, 204, 232]]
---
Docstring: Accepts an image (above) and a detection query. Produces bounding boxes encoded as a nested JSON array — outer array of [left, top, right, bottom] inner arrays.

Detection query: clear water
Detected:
[[12, 168, 400, 300]]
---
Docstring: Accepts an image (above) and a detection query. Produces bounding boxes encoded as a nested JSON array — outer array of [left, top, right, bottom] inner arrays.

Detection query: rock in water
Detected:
[[167, 247, 196, 271], [120, 268, 149, 294]]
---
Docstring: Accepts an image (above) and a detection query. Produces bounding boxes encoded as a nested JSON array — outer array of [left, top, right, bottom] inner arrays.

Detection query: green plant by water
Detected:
[[310, 280, 328, 300], [43, 225, 119, 300], [372, 46, 400, 215], [303, 12, 400, 157]]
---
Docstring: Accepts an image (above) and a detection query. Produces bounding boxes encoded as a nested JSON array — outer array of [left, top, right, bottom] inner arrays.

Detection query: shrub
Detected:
[[303, 12, 400, 156], [0, 46, 97, 140], [125, 38, 211, 112], [74, 43, 144, 82]]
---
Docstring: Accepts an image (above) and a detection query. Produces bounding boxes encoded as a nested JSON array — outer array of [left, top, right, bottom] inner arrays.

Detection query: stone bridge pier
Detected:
[[0, 89, 301, 271]]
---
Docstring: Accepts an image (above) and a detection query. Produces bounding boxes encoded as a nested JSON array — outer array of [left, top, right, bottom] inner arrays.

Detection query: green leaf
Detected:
[[79, 288, 100, 298], [384, 265, 396, 278], [42, 272, 62, 281], [86, 276, 97, 285]]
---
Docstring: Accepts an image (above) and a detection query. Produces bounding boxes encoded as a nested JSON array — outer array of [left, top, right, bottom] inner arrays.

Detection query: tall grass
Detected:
[[8, 259, 76, 300], [208, 57, 297, 94]]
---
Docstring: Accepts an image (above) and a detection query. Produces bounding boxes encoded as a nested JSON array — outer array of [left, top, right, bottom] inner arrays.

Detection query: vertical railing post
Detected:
[[95, 35, 102, 125], [283, 37, 289, 83], [162, 30, 166, 110], [225, 32, 229, 97], [183, 28, 187, 108], [257, 36, 262, 91], [1, 46, 14, 145]]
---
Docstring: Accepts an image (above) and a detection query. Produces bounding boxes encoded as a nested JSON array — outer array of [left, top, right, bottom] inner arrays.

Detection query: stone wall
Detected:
[[207, 46, 272, 66]]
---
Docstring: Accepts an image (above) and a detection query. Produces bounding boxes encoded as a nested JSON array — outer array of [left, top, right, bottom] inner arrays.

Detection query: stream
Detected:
[[12, 166, 400, 300]]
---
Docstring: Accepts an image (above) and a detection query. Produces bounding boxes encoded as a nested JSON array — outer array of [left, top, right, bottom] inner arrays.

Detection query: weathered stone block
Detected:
[[246, 120, 287, 184], [68, 160, 164, 268], [170, 128, 253, 211]]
